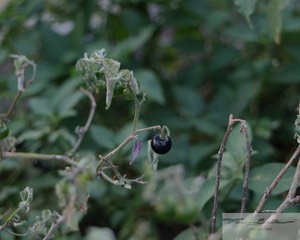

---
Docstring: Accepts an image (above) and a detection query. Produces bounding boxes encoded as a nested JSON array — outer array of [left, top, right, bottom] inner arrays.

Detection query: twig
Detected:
[[2, 151, 79, 166], [131, 91, 146, 132], [96, 125, 162, 186], [240, 122, 252, 214], [43, 214, 65, 240], [211, 114, 235, 234], [3, 91, 22, 122], [253, 145, 300, 216], [0, 208, 12, 230], [70, 87, 96, 154], [262, 155, 300, 229], [210, 114, 252, 234], [3, 55, 36, 122]]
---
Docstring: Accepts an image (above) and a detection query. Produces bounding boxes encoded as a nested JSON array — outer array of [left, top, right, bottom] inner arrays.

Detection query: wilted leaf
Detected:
[[102, 58, 121, 109], [130, 138, 143, 165], [19, 187, 33, 213], [119, 69, 140, 95]]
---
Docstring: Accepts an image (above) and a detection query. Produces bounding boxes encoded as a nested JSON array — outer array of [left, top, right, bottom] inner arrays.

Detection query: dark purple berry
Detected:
[[151, 134, 172, 154]]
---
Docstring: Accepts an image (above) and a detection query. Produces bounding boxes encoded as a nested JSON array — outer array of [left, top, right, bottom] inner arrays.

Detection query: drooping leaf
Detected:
[[102, 58, 121, 109], [119, 69, 140, 95], [130, 138, 143, 165], [19, 187, 33, 213]]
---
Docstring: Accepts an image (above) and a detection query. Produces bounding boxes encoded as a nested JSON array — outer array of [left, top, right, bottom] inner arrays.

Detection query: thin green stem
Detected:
[[70, 87, 96, 154], [0, 207, 21, 231], [4, 91, 22, 122]]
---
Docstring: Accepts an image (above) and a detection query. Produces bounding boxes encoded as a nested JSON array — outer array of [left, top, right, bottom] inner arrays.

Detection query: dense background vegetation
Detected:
[[1, 0, 300, 239]]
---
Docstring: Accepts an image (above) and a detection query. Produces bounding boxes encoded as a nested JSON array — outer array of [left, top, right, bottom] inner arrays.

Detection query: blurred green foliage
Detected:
[[1, 0, 300, 239]]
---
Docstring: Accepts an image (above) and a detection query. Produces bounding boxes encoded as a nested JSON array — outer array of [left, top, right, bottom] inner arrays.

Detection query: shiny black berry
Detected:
[[151, 134, 172, 154]]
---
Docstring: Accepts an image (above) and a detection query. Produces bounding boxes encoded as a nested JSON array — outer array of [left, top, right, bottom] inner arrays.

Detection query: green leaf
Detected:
[[85, 227, 116, 240], [17, 127, 50, 143], [173, 229, 197, 240], [52, 77, 82, 109], [0, 187, 19, 202], [226, 123, 252, 165], [267, 0, 291, 44], [174, 227, 206, 240], [90, 125, 116, 149], [57, 91, 83, 118], [29, 97, 53, 117], [234, 0, 258, 28], [249, 163, 296, 195], [197, 176, 231, 211], [111, 26, 155, 60], [136, 69, 165, 104], [173, 85, 204, 117], [273, 64, 300, 84]]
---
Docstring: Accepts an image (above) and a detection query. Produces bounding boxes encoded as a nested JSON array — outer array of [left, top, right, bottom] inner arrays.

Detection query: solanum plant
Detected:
[[0, 49, 172, 238], [76, 48, 172, 188]]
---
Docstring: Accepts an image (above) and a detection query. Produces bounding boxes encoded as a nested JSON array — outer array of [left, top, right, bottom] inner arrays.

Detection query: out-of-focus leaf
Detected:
[[136, 69, 165, 104], [0, 187, 19, 202], [90, 124, 116, 149], [273, 64, 300, 84], [197, 176, 232, 211], [267, 0, 291, 44], [52, 77, 82, 109], [174, 227, 207, 240], [249, 163, 296, 195], [173, 85, 204, 117], [57, 91, 83, 118], [29, 98, 54, 117], [17, 127, 50, 143], [111, 26, 155, 60], [224, 25, 258, 42], [85, 227, 116, 240], [189, 142, 218, 166], [234, 0, 258, 28]]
